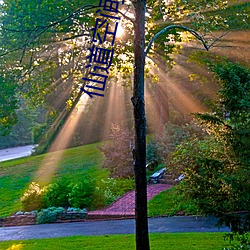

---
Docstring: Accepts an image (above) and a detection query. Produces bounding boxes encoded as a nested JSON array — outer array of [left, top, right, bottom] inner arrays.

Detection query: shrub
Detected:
[[147, 122, 206, 166], [21, 182, 45, 211], [93, 178, 117, 209], [172, 61, 250, 233], [32, 123, 47, 144], [67, 207, 87, 213], [167, 135, 243, 215], [93, 177, 134, 209], [223, 233, 250, 250], [68, 180, 94, 209], [146, 141, 159, 171], [113, 177, 134, 197], [99, 124, 134, 178], [43, 177, 71, 208], [36, 206, 64, 224]]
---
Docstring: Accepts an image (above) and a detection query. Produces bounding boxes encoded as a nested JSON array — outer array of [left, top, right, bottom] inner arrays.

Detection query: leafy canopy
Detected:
[[0, 0, 248, 133]]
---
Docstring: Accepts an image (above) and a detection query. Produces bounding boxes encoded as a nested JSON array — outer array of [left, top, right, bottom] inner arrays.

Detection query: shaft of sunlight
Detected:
[[35, 94, 89, 184]]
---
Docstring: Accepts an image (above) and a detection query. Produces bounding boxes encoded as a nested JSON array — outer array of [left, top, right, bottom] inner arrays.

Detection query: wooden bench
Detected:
[[149, 168, 165, 184]]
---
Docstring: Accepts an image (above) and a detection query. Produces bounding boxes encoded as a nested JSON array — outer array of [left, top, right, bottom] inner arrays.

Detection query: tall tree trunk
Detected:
[[132, 1, 150, 250]]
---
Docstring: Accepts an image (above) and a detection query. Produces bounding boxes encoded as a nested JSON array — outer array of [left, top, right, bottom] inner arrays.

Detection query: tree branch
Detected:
[[205, 30, 230, 49], [1, 4, 95, 33], [145, 25, 211, 56], [0, 4, 133, 57], [1, 3, 133, 34]]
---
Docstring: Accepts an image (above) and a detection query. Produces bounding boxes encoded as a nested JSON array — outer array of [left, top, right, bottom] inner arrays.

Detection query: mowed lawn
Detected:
[[0, 143, 103, 217], [0, 233, 230, 250]]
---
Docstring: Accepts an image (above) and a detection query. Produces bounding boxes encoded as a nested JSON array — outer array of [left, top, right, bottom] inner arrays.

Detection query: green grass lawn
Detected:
[[0, 140, 196, 218], [0, 143, 104, 217], [0, 140, 184, 219], [148, 186, 199, 217], [0, 233, 231, 250]]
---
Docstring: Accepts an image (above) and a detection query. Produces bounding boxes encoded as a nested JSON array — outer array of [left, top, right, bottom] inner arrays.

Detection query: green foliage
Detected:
[[0, 0, 241, 125], [93, 177, 134, 209], [67, 207, 86, 213], [224, 233, 250, 250], [0, 142, 102, 217], [43, 177, 95, 209], [68, 179, 94, 209], [209, 62, 250, 114], [209, 2, 250, 30], [168, 61, 250, 233], [113, 177, 135, 196], [99, 124, 134, 178], [36, 206, 64, 224], [146, 140, 160, 171], [0, 103, 48, 149], [0, 76, 18, 136], [32, 123, 49, 144], [33, 109, 69, 154], [168, 136, 241, 213], [93, 178, 117, 208], [20, 173, 133, 212], [197, 61, 250, 182], [43, 178, 71, 208], [147, 122, 206, 166], [0, 0, 99, 112], [20, 182, 45, 212]]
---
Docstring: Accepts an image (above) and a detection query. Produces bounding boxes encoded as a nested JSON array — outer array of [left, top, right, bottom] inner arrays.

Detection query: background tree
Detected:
[[0, 72, 18, 136], [99, 124, 133, 178], [168, 61, 250, 233]]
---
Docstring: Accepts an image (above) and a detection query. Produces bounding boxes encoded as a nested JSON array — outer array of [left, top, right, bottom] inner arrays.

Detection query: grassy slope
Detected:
[[148, 186, 200, 217], [0, 143, 103, 217], [0, 233, 230, 250], [0, 141, 185, 219]]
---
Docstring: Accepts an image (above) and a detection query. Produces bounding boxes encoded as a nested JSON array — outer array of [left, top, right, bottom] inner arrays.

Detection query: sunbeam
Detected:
[[145, 54, 210, 127], [35, 94, 89, 184], [100, 80, 128, 140]]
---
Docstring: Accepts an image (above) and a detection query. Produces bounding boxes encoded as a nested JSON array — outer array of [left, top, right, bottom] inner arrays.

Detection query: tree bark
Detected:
[[132, 1, 150, 250]]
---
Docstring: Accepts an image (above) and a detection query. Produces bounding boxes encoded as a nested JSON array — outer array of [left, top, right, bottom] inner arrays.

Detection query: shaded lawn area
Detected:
[[0, 143, 103, 217], [0, 233, 230, 250], [148, 186, 199, 217]]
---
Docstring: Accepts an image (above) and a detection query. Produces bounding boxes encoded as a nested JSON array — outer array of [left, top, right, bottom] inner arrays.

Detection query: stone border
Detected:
[[0, 212, 87, 227]]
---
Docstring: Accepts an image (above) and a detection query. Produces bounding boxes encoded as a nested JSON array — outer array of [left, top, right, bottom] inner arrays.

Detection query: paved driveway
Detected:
[[0, 145, 36, 162], [0, 216, 229, 241]]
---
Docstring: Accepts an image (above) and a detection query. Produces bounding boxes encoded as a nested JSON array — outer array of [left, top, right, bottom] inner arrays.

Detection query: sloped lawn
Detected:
[[0, 143, 103, 217]]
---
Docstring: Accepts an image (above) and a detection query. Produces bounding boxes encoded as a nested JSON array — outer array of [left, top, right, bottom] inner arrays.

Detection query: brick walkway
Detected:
[[88, 184, 171, 219]]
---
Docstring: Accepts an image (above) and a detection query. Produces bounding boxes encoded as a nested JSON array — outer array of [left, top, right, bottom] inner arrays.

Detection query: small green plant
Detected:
[[68, 180, 94, 209], [43, 177, 71, 208], [21, 182, 45, 211], [36, 206, 64, 224], [93, 178, 117, 208], [93, 177, 134, 209], [223, 233, 250, 250], [109, 177, 134, 200], [67, 207, 86, 213]]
